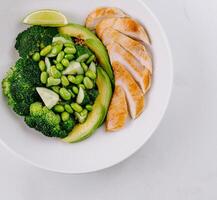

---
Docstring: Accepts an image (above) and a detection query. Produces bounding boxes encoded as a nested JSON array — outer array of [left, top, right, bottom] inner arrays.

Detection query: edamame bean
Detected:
[[56, 63, 64, 71], [51, 86, 60, 94], [74, 75, 84, 85], [81, 62, 88, 72], [68, 75, 76, 83], [61, 112, 70, 121], [61, 76, 69, 87], [64, 47, 76, 54], [83, 77, 94, 89], [86, 105, 93, 112], [59, 88, 71, 101], [64, 104, 73, 114], [78, 84, 85, 89], [54, 105, 65, 113], [61, 58, 69, 67], [32, 52, 40, 62], [86, 55, 95, 64], [47, 77, 61, 87], [40, 45, 52, 56], [85, 70, 96, 80], [39, 60, 46, 71], [76, 54, 89, 62], [51, 42, 63, 55], [50, 66, 62, 78], [64, 54, 74, 61], [72, 86, 79, 94], [56, 51, 65, 63], [71, 103, 83, 113], [64, 42, 74, 47], [40, 72, 48, 84]]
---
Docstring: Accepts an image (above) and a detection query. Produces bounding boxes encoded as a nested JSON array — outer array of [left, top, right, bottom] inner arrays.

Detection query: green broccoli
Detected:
[[15, 26, 58, 58], [2, 58, 42, 116], [75, 44, 93, 58], [25, 102, 75, 138]]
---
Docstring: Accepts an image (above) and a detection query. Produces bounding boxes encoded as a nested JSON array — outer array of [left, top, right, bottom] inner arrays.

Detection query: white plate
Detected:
[[0, 0, 173, 173]]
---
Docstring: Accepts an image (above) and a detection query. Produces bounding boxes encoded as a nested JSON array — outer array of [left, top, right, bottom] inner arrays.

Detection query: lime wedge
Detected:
[[23, 9, 68, 27]]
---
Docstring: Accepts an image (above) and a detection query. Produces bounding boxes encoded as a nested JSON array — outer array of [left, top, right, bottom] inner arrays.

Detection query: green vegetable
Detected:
[[64, 54, 74, 60], [52, 34, 73, 44], [85, 70, 96, 80], [51, 86, 60, 94], [81, 62, 88, 72], [75, 109, 88, 123], [89, 62, 96, 73], [32, 52, 40, 62], [40, 45, 52, 56], [74, 75, 84, 85], [64, 42, 74, 47], [59, 88, 71, 100], [49, 66, 61, 78], [75, 44, 93, 57], [64, 104, 73, 114], [71, 103, 83, 113], [46, 77, 61, 87], [40, 71, 48, 84], [39, 60, 46, 71], [61, 58, 69, 67], [56, 63, 64, 71], [51, 42, 63, 55], [86, 55, 95, 64], [83, 77, 93, 89], [61, 75, 69, 86], [15, 26, 58, 58], [54, 104, 65, 113], [72, 86, 78, 94], [56, 51, 65, 62], [86, 104, 93, 112], [25, 102, 71, 138], [45, 57, 51, 71], [2, 58, 41, 116], [67, 75, 76, 83], [61, 112, 70, 121], [64, 47, 76, 54]]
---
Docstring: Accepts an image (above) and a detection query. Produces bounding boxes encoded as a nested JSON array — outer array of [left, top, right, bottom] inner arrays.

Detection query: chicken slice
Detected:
[[85, 7, 126, 30], [101, 27, 152, 74], [106, 85, 128, 131], [96, 17, 150, 45], [112, 61, 145, 119], [107, 42, 151, 93]]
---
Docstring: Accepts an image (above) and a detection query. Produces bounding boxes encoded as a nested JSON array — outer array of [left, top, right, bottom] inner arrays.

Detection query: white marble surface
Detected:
[[1, 0, 217, 199]]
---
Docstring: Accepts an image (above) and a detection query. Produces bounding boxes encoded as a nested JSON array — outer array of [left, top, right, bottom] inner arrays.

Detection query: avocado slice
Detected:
[[58, 24, 114, 84], [63, 67, 112, 143]]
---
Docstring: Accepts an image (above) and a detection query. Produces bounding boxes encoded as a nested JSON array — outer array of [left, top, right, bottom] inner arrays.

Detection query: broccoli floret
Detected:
[[15, 26, 58, 58], [75, 44, 93, 58], [25, 102, 74, 138], [60, 118, 75, 133], [87, 88, 99, 104], [2, 58, 42, 116]]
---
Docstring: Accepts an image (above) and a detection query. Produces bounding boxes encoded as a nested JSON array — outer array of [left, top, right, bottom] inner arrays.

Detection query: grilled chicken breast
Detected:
[[106, 85, 128, 131], [100, 27, 152, 74], [96, 17, 150, 45], [107, 43, 151, 93], [85, 7, 126, 30], [112, 61, 145, 119]]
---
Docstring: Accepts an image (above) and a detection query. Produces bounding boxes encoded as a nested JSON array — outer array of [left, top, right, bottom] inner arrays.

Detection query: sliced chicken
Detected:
[[106, 85, 128, 131], [107, 42, 151, 93], [96, 17, 150, 45], [101, 27, 152, 74], [85, 7, 126, 30], [112, 61, 145, 119]]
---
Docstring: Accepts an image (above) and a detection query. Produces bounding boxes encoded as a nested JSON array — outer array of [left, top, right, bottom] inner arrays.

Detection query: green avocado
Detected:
[[58, 24, 114, 84], [63, 67, 112, 143]]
